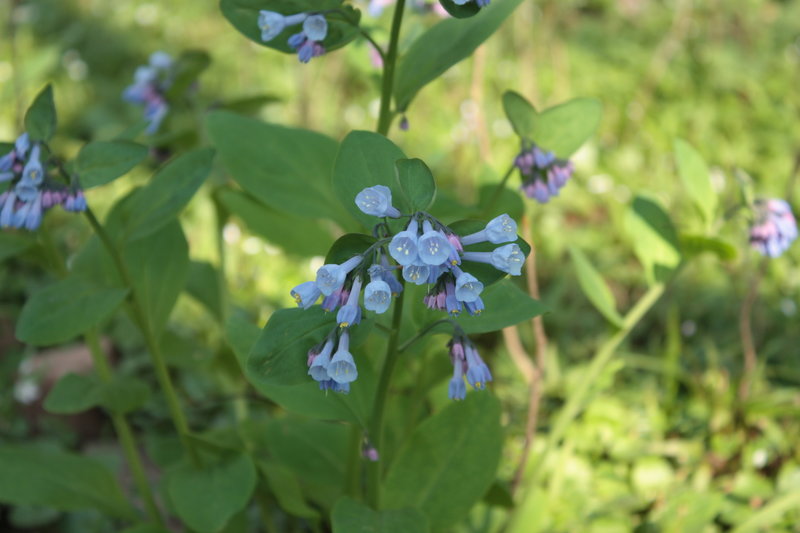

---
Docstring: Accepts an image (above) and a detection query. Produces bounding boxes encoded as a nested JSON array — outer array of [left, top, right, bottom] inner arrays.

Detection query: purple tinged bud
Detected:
[[465, 345, 492, 389], [15, 133, 30, 158], [750, 199, 798, 258], [464, 297, 484, 316], [322, 288, 347, 312], [448, 359, 467, 400], [399, 116, 409, 131], [355, 185, 401, 218], [389, 219, 420, 266], [298, 41, 315, 63], [288, 32, 306, 49], [328, 331, 357, 384], [445, 282, 461, 316], [363, 445, 380, 462], [22, 145, 43, 185], [291, 281, 322, 309]]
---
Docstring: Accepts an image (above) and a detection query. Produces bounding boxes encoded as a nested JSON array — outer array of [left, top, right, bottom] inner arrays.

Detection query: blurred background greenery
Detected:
[[2, 0, 800, 531]]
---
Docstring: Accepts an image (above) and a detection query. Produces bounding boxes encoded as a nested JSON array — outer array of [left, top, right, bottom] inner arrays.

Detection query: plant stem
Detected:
[[526, 283, 665, 486], [85, 330, 163, 525], [38, 229, 162, 524], [511, 213, 547, 493], [397, 318, 454, 353], [376, 0, 406, 135], [83, 208, 199, 464], [482, 163, 516, 218], [738, 257, 768, 402], [367, 285, 405, 508]]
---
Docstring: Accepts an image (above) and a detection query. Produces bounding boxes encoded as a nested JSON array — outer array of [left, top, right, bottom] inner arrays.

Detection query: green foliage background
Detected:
[[1, 0, 800, 531]]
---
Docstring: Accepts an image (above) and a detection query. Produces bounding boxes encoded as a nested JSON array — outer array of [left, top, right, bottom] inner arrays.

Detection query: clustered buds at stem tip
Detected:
[[0, 134, 87, 231], [258, 10, 328, 63], [515, 144, 575, 204], [291, 187, 523, 398], [750, 199, 797, 258]]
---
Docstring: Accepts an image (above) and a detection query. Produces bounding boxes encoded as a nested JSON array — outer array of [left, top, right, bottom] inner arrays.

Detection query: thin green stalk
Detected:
[[526, 283, 665, 486], [398, 319, 454, 353], [482, 163, 517, 218], [39, 229, 162, 524], [83, 208, 199, 464], [85, 330, 163, 525], [367, 285, 405, 508], [376, 0, 406, 135]]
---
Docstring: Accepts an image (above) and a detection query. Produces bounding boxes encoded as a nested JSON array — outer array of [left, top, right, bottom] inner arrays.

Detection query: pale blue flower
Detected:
[[328, 331, 358, 384], [308, 338, 335, 382], [460, 213, 517, 246], [462, 243, 525, 275], [22, 145, 43, 185], [303, 14, 328, 41], [454, 269, 483, 302], [448, 359, 466, 401], [465, 344, 492, 389], [291, 281, 322, 309], [402, 262, 430, 285], [316, 256, 362, 296], [355, 185, 401, 218], [258, 11, 307, 42], [389, 219, 420, 266], [364, 278, 392, 314], [337, 277, 363, 328], [417, 220, 453, 266]]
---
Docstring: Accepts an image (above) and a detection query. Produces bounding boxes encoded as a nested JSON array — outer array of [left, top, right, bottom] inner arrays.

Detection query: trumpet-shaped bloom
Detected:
[[355, 185, 401, 218], [316, 256, 362, 296], [389, 219, 419, 266], [402, 262, 430, 285], [337, 277, 363, 328], [291, 281, 321, 309], [418, 220, 453, 265], [22, 145, 43, 185], [307, 338, 335, 382], [448, 359, 467, 401], [462, 243, 525, 275], [303, 14, 328, 41], [460, 213, 517, 245], [454, 269, 483, 302], [364, 278, 392, 314], [258, 11, 307, 42], [328, 331, 358, 384], [465, 344, 492, 389]]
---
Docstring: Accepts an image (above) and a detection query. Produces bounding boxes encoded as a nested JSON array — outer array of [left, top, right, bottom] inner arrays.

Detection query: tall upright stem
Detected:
[[376, 0, 406, 135], [367, 286, 405, 508], [39, 229, 162, 524], [84, 208, 199, 464], [85, 331, 163, 525]]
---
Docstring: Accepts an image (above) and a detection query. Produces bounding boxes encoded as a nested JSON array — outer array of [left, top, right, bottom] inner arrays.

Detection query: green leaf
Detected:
[[625, 196, 681, 284], [121, 148, 214, 241], [679, 233, 738, 261], [44, 373, 101, 414], [568, 246, 623, 327], [259, 461, 319, 519], [215, 95, 280, 115], [96, 376, 150, 414], [332, 497, 429, 533], [332, 131, 407, 229], [674, 138, 717, 226], [0, 445, 134, 517], [247, 307, 335, 387], [448, 219, 530, 286], [502, 91, 537, 139], [325, 233, 376, 264], [395, 158, 436, 212], [24, 84, 57, 141], [502, 92, 603, 157], [394, 0, 523, 111], [167, 453, 257, 533], [75, 141, 148, 189], [218, 188, 334, 257], [455, 279, 546, 334], [120, 526, 172, 533], [44, 374, 149, 415], [438, 0, 480, 18], [16, 278, 128, 346], [0, 233, 35, 262], [186, 261, 223, 320], [165, 50, 211, 100], [124, 221, 190, 336], [207, 111, 352, 226], [383, 394, 503, 531], [220, 0, 360, 54]]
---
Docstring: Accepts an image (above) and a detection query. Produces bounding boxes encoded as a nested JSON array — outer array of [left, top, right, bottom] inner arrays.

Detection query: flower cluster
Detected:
[[514, 144, 575, 203], [0, 134, 86, 231], [290, 185, 524, 397], [749, 199, 797, 258], [123, 51, 174, 134], [447, 334, 492, 400], [259, 11, 329, 63]]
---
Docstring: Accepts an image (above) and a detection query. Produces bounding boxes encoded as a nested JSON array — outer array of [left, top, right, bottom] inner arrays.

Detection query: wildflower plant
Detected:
[[5, 0, 793, 532]]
